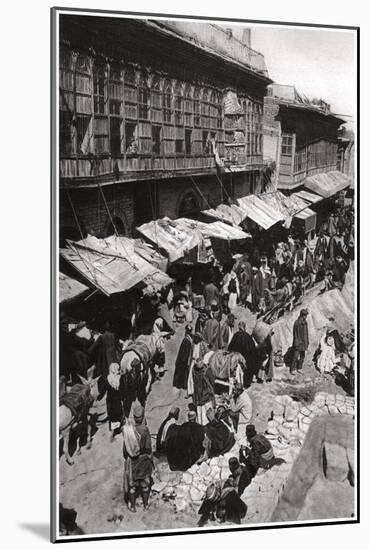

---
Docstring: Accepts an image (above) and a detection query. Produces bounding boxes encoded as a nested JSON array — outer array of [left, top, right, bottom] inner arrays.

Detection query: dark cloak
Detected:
[[166, 421, 205, 471], [206, 419, 235, 457], [228, 331, 258, 387], [173, 335, 192, 389]]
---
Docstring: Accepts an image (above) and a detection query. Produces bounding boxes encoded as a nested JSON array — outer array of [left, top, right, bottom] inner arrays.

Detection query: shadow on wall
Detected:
[[271, 414, 355, 522]]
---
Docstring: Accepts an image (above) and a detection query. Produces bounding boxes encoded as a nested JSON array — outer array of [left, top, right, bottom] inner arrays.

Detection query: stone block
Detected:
[[335, 394, 346, 407], [299, 406, 311, 417], [175, 484, 190, 498], [277, 425, 292, 441], [327, 404, 340, 415], [284, 403, 300, 422], [187, 464, 199, 475], [190, 487, 203, 503], [272, 403, 285, 417], [314, 392, 328, 406], [182, 472, 193, 485], [283, 420, 298, 430], [198, 462, 211, 477], [220, 467, 230, 479], [326, 393, 336, 406], [276, 395, 293, 406], [323, 442, 349, 482]]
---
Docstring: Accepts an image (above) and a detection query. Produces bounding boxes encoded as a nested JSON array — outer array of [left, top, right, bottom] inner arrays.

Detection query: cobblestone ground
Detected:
[[59, 302, 355, 536]]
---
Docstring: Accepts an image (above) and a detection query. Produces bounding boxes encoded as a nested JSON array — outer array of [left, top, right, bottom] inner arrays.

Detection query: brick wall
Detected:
[[60, 183, 134, 239], [157, 175, 223, 218]]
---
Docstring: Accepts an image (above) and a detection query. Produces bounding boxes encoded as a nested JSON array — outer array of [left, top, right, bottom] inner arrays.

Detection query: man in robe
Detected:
[[187, 333, 209, 398], [205, 407, 235, 458], [203, 279, 219, 311], [239, 263, 253, 307], [228, 321, 257, 387], [122, 404, 153, 512], [165, 410, 206, 471], [88, 321, 120, 379], [220, 313, 236, 350], [203, 315, 221, 351], [229, 382, 253, 433], [291, 308, 309, 375], [155, 406, 180, 455], [173, 324, 193, 392], [192, 359, 215, 425]]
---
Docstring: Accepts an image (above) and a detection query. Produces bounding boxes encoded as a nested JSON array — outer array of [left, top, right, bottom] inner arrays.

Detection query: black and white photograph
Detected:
[[51, 7, 358, 542]]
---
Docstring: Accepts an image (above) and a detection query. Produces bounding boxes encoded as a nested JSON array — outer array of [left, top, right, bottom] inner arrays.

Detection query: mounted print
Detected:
[[51, 7, 358, 542]]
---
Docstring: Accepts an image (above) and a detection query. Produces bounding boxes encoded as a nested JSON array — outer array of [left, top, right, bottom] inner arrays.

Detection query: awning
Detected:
[[237, 194, 285, 230], [59, 273, 89, 303], [259, 191, 308, 217], [202, 203, 246, 226], [60, 235, 173, 296], [294, 207, 316, 220], [303, 171, 352, 198], [176, 218, 250, 241], [292, 189, 323, 205], [137, 217, 250, 262]]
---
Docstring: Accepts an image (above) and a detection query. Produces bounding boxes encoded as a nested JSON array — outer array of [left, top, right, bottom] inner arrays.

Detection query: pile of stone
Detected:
[[151, 391, 354, 523]]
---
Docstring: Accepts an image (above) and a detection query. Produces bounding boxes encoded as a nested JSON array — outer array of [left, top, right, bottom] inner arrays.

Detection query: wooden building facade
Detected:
[[263, 85, 344, 192], [59, 15, 271, 242]]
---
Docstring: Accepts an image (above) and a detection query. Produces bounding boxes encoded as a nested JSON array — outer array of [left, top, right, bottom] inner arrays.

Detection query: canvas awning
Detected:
[[202, 203, 246, 226], [294, 207, 316, 220], [303, 171, 352, 198], [237, 194, 285, 230], [292, 189, 323, 205], [137, 217, 250, 262], [60, 235, 173, 296], [59, 273, 89, 303]]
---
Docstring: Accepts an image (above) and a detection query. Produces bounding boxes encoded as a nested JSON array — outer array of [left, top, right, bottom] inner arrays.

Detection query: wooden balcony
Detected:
[[60, 154, 218, 185]]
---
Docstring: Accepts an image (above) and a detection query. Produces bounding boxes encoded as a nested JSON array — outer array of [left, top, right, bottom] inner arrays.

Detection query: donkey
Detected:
[[59, 366, 100, 465]]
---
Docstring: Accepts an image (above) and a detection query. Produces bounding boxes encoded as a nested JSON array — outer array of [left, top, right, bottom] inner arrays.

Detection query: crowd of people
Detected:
[[59, 204, 355, 523], [188, 206, 354, 324]]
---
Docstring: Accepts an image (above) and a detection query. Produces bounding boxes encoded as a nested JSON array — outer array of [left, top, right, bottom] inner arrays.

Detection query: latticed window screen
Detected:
[[163, 79, 172, 124], [174, 82, 184, 126], [184, 84, 193, 127], [93, 63, 106, 115], [151, 76, 162, 124], [124, 67, 138, 121], [109, 66, 122, 116], [138, 73, 150, 120], [194, 87, 201, 127]]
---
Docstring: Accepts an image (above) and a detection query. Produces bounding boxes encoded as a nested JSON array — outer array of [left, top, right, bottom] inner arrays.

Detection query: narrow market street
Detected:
[[59, 283, 355, 535]]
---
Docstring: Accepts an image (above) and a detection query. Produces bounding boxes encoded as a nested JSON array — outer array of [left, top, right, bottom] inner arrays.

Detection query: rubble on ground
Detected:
[[152, 391, 355, 523]]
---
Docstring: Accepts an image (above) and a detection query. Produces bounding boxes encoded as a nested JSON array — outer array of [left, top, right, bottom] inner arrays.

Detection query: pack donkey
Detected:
[[59, 366, 100, 465]]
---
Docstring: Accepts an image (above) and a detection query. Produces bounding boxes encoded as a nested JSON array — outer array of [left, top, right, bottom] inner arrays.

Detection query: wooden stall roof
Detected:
[[60, 236, 172, 296], [59, 273, 89, 304], [237, 194, 285, 230], [202, 203, 246, 226], [303, 171, 352, 198], [137, 217, 250, 262]]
